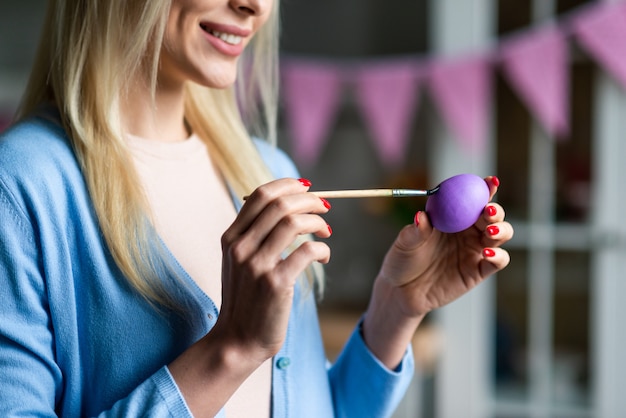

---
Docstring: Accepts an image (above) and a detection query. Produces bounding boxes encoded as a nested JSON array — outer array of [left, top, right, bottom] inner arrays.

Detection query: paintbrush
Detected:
[[243, 186, 439, 200]]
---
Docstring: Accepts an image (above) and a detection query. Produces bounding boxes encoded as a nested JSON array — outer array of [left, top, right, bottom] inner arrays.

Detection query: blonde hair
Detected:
[[18, 0, 322, 308]]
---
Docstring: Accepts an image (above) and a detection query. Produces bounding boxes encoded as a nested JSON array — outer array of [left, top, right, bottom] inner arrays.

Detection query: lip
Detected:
[[199, 22, 251, 57]]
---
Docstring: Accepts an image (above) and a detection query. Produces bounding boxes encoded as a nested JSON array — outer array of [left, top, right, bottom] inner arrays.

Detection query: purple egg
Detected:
[[425, 174, 490, 233]]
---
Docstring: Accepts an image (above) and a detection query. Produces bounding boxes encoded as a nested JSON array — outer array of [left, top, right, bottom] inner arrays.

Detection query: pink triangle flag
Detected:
[[281, 60, 344, 169], [571, 1, 626, 91], [500, 26, 570, 139], [354, 61, 421, 167], [428, 54, 493, 151]]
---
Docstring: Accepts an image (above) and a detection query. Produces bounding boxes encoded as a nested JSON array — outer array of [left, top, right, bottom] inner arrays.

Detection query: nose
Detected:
[[230, 0, 271, 16]]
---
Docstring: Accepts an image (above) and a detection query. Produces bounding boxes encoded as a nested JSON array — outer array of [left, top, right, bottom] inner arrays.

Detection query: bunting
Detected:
[[276, 0, 626, 168], [500, 26, 570, 139], [571, 1, 626, 91], [354, 61, 422, 167], [428, 54, 493, 150], [280, 61, 343, 169]]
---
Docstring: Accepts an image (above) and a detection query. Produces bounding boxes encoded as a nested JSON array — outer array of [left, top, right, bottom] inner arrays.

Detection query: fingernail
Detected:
[[414, 211, 421, 227], [320, 198, 331, 210], [327, 224, 333, 236], [486, 205, 497, 217], [491, 176, 500, 187], [487, 225, 500, 236], [483, 248, 496, 258], [299, 178, 312, 187]]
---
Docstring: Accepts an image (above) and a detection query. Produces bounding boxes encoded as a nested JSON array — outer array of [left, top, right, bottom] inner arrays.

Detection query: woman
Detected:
[[0, 0, 513, 416]]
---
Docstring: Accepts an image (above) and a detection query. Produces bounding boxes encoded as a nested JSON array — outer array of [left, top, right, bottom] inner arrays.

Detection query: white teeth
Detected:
[[210, 30, 242, 46]]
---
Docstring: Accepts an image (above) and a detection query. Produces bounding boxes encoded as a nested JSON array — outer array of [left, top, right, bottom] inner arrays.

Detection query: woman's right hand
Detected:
[[168, 178, 331, 415], [216, 177, 331, 362]]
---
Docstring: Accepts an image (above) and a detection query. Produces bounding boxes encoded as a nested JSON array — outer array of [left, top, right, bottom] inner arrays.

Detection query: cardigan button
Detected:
[[276, 357, 291, 370]]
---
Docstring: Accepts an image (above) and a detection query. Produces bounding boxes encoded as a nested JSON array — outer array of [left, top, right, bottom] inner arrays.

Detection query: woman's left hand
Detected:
[[378, 176, 512, 317], [362, 176, 513, 367]]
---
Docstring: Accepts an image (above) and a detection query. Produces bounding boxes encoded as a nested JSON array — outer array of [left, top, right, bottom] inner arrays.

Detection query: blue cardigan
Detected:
[[0, 110, 413, 417]]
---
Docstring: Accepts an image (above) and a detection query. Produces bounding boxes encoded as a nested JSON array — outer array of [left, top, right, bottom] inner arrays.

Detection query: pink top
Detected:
[[127, 133, 272, 417]]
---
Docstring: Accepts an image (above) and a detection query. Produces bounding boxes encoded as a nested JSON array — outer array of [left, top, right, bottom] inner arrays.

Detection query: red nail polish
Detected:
[[414, 211, 421, 227], [299, 178, 312, 187], [483, 248, 496, 258], [327, 224, 333, 235], [491, 176, 500, 187], [320, 198, 331, 210], [487, 225, 500, 236], [486, 205, 497, 217]]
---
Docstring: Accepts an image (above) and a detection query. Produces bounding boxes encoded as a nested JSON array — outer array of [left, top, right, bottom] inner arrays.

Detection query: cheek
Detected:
[[159, 36, 186, 74], [254, 1, 275, 34], [163, 6, 199, 59], [160, 18, 200, 72]]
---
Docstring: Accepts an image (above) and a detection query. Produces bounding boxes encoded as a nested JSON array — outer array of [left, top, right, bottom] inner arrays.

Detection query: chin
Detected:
[[206, 78, 237, 90], [193, 65, 239, 90]]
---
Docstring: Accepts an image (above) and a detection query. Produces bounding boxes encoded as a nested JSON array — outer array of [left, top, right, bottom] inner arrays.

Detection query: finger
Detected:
[[230, 178, 312, 236], [474, 202, 505, 231], [276, 240, 331, 281], [483, 220, 514, 247], [394, 211, 435, 251], [243, 192, 329, 251], [252, 213, 332, 266], [224, 184, 328, 261], [485, 176, 500, 201], [480, 247, 511, 277]]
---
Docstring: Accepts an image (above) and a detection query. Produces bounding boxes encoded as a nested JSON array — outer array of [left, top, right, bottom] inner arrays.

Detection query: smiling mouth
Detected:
[[200, 24, 243, 46]]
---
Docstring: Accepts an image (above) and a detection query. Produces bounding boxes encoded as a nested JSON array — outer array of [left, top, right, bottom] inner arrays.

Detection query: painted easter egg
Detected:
[[425, 174, 490, 233]]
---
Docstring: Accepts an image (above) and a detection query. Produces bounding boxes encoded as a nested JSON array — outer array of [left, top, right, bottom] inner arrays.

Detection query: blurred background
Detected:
[[2, 0, 626, 417]]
